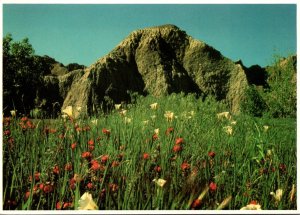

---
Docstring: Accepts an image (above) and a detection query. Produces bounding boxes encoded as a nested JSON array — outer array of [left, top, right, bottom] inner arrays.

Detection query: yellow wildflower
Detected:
[[217, 112, 231, 120], [164, 111, 174, 122], [115, 104, 122, 110], [224, 126, 233, 135], [152, 178, 167, 187]]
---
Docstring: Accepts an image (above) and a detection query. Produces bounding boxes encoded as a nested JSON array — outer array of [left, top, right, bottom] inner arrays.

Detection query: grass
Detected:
[[2, 93, 297, 210]]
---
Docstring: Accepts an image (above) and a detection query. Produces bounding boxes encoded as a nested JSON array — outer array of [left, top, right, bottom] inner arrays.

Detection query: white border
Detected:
[[1, 0, 299, 214]]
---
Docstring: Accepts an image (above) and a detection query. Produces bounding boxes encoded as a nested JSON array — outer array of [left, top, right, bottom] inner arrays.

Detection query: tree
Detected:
[[3, 34, 43, 115]]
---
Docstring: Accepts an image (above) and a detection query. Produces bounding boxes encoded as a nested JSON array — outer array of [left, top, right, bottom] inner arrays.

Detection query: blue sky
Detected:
[[3, 4, 296, 67]]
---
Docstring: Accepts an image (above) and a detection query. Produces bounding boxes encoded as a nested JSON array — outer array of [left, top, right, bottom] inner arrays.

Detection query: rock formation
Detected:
[[44, 24, 258, 116]]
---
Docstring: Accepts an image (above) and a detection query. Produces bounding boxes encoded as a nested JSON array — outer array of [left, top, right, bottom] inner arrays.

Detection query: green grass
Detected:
[[2, 93, 296, 210]]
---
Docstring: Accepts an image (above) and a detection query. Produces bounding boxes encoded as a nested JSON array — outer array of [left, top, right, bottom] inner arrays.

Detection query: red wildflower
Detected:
[[24, 191, 31, 200], [39, 183, 44, 190], [191, 199, 201, 209], [175, 137, 184, 145], [4, 130, 11, 136], [63, 202, 72, 209], [83, 126, 91, 131], [53, 165, 60, 175], [21, 117, 28, 122], [154, 165, 162, 173], [81, 151, 92, 159], [56, 202, 62, 210], [279, 163, 287, 173], [208, 151, 216, 158], [152, 133, 159, 141], [101, 155, 109, 164], [88, 139, 94, 145], [173, 144, 183, 153], [69, 178, 76, 190], [86, 182, 94, 189], [43, 184, 54, 193], [109, 183, 119, 192], [249, 200, 258, 205], [143, 153, 150, 160], [89, 145, 95, 151], [34, 172, 40, 182], [209, 182, 217, 192], [71, 142, 77, 150], [111, 161, 120, 167], [181, 161, 190, 171], [91, 160, 103, 171], [165, 127, 174, 135], [102, 128, 111, 137], [64, 163, 73, 171]]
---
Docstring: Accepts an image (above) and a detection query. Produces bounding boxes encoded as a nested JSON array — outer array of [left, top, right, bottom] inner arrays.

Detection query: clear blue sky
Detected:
[[3, 4, 296, 67]]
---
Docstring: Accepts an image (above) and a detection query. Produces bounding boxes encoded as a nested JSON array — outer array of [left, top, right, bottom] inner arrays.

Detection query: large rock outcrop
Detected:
[[49, 25, 251, 115]]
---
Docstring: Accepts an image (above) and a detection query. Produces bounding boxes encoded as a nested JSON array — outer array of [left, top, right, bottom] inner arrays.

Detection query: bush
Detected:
[[241, 85, 266, 117]]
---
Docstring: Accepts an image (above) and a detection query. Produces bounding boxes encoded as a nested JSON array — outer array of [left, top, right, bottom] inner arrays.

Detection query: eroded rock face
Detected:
[[53, 24, 249, 116]]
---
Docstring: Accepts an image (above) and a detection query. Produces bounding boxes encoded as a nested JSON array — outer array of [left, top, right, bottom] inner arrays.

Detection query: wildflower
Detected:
[[109, 183, 119, 192], [150, 102, 158, 110], [152, 178, 167, 187], [53, 165, 60, 175], [150, 115, 156, 120], [240, 201, 262, 210], [124, 117, 132, 124], [91, 160, 104, 171], [175, 137, 184, 145], [270, 189, 283, 203], [89, 145, 95, 151], [24, 191, 31, 201], [91, 119, 98, 125], [4, 130, 11, 136], [43, 183, 54, 194], [115, 104, 122, 110], [152, 133, 159, 140], [224, 126, 233, 135], [56, 202, 63, 210], [216, 195, 232, 210], [208, 151, 216, 158], [143, 153, 150, 160], [191, 199, 201, 209], [10, 110, 17, 117], [154, 165, 162, 173], [230, 120, 237, 125], [279, 163, 287, 173], [154, 128, 159, 135], [165, 127, 174, 135], [217, 112, 231, 120], [111, 161, 120, 167], [263, 125, 269, 131], [209, 182, 217, 192], [101, 155, 109, 164], [82, 151, 92, 159], [142, 120, 149, 125], [65, 163, 73, 171], [102, 128, 111, 137], [63, 202, 72, 209], [88, 139, 94, 145], [181, 161, 190, 171], [289, 184, 295, 202], [86, 182, 94, 190], [164, 111, 174, 122], [62, 106, 73, 118], [34, 172, 41, 182], [191, 185, 209, 209], [173, 145, 182, 153], [78, 192, 98, 210], [71, 142, 77, 150], [119, 109, 127, 116]]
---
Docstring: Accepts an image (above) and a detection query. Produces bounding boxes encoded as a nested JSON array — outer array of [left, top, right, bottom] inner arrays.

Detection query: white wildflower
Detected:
[[217, 112, 231, 120], [152, 178, 167, 187], [164, 111, 174, 122], [115, 104, 122, 110], [150, 103, 158, 110], [78, 192, 98, 210]]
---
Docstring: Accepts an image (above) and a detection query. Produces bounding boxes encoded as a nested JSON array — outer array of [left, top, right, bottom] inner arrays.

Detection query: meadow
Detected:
[[2, 93, 297, 210]]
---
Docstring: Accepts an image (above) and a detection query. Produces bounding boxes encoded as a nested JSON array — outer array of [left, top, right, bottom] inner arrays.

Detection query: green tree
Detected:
[[263, 55, 296, 118], [3, 34, 43, 115]]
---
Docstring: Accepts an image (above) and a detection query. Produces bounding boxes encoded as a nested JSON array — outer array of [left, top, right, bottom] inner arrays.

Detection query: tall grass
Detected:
[[2, 93, 296, 210]]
